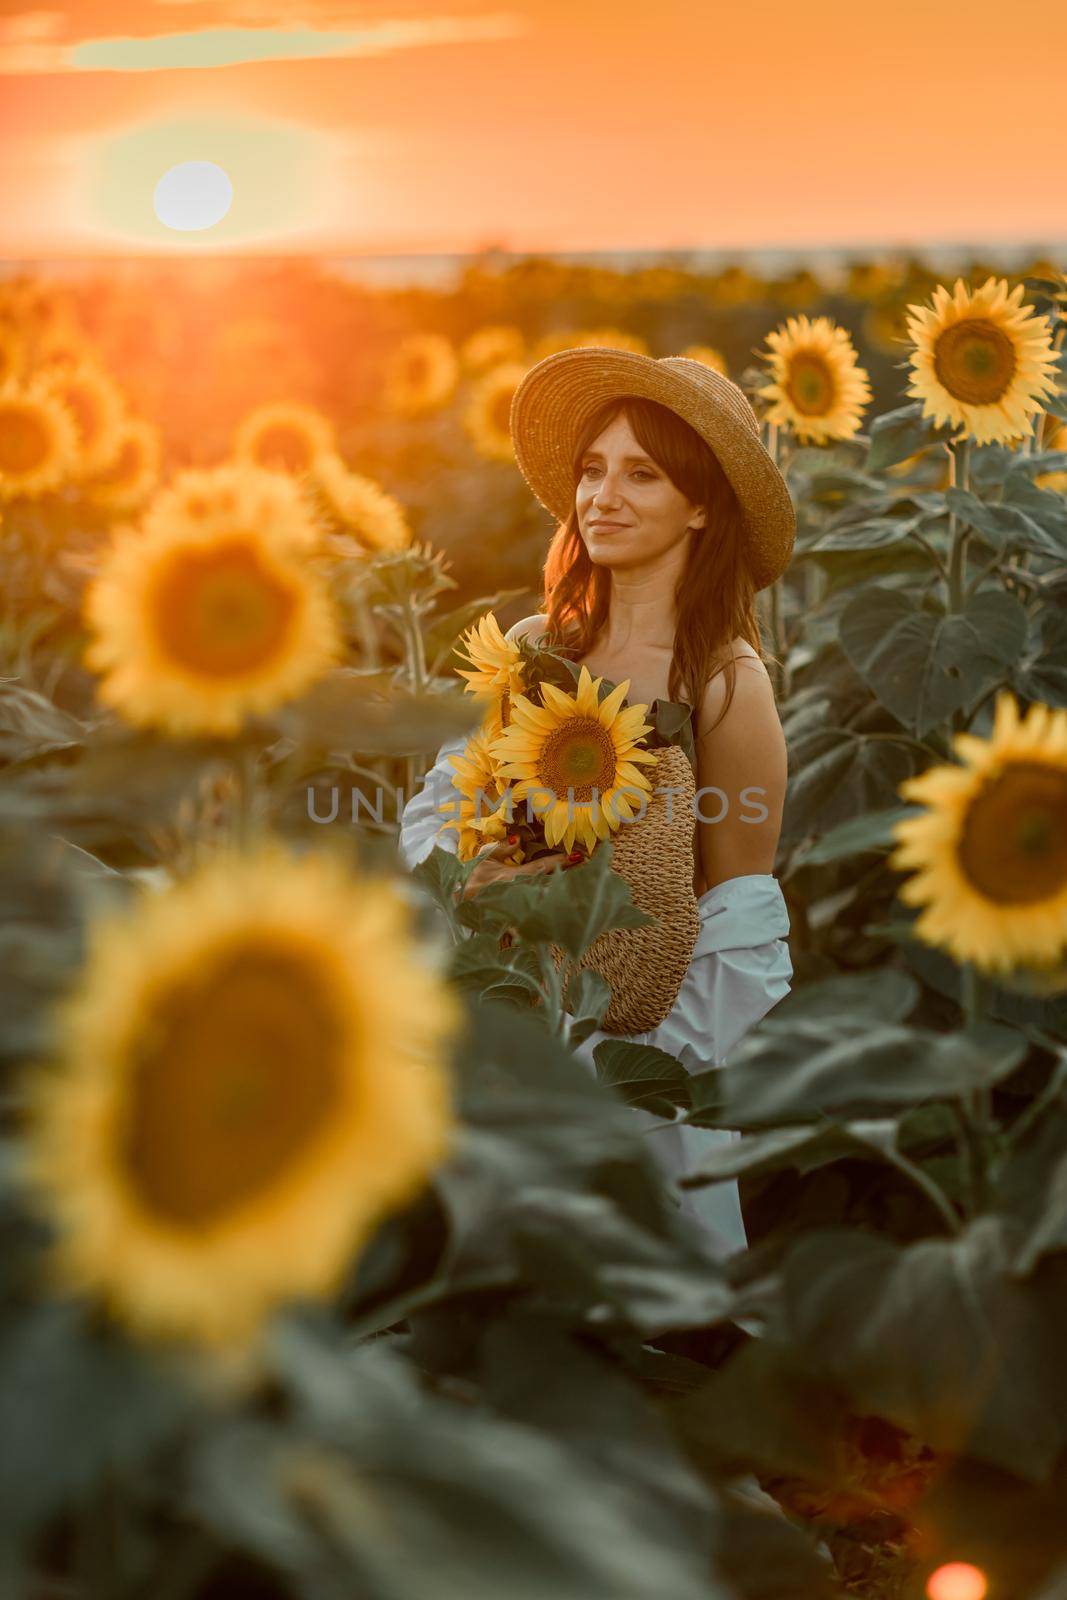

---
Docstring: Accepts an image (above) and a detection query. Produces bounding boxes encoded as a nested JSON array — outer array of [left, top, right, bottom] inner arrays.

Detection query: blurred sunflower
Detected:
[[680, 344, 729, 376], [493, 666, 656, 852], [383, 334, 459, 416], [18, 844, 457, 1347], [890, 692, 1067, 976], [0, 379, 79, 501], [142, 462, 321, 553], [709, 265, 763, 307], [233, 400, 336, 477], [863, 299, 911, 356], [461, 324, 526, 372], [308, 453, 412, 550], [759, 315, 872, 444], [906, 278, 1059, 446], [84, 418, 163, 514], [38, 361, 126, 478], [1036, 422, 1067, 493], [533, 327, 649, 360], [769, 268, 823, 309], [463, 362, 525, 462], [84, 513, 341, 737], [33, 322, 96, 373], [0, 325, 26, 387], [846, 261, 902, 302]]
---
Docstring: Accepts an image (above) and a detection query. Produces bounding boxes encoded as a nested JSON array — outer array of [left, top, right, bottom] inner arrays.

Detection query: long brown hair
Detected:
[[542, 396, 766, 729]]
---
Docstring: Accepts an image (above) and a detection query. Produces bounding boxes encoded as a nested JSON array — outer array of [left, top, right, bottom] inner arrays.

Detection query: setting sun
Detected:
[[153, 160, 232, 232]]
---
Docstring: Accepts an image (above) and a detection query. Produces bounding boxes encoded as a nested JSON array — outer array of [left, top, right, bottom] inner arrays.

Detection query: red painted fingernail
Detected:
[[507, 834, 519, 845]]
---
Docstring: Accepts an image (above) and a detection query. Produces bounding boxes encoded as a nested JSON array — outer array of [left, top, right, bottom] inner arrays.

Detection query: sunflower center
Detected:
[[0, 406, 51, 473], [785, 353, 837, 416], [150, 537, 298, 679], [539, 717, 617, 801], [254, 426, 313, 474], [119, 943, 346, 1228], [958, 763, 1067, 905], [933, 319, 1016, 406]]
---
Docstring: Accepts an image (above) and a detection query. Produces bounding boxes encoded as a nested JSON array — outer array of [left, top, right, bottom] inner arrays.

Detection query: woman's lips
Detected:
[[588, 520, 631, 531]]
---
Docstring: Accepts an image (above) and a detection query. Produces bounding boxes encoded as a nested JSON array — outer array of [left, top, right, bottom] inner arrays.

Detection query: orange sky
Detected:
[[1, 0, 1065, 259]]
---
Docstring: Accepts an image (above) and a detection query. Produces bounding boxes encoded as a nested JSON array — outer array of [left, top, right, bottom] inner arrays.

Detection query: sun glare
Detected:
[[154, 161, 232, 231], [83, 113, 340, 251]]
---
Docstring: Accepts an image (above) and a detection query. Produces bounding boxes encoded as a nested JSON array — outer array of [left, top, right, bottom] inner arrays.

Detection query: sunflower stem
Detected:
[[231, 743, 259, 849], [958, 961, 993, 1209], [761, 423, 790, 699], [946, 437, 971, 614]]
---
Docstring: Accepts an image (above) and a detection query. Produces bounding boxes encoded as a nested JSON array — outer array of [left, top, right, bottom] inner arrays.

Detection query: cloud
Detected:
[[0, 9, 526, 73]]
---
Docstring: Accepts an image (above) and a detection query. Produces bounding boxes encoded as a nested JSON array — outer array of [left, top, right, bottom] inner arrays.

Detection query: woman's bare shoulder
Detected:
[[506, 614, 549, 644], [697, 640, 776, 732]]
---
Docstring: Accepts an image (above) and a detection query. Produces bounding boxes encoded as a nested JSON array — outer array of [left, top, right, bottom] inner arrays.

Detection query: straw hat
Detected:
[[509, 347, 795, 590]]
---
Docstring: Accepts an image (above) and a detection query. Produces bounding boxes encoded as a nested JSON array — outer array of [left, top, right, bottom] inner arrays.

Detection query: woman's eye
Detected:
[[632, 469, 654, 480], [582, 464, 602, 477]]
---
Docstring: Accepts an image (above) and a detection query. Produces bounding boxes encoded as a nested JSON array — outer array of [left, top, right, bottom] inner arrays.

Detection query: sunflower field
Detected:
[[2, 252, 1067, 1600]]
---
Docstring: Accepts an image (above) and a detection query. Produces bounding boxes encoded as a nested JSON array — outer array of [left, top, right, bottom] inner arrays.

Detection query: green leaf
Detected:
[[411, 843, 472, 910], [511, 1190, 734, 1336], [424, 588, 528, 674], [458, 842, 652, 960], [564, 968, 611, 1046], [593, 1040, 692, 1113], [867, 403, 951, 472], [791, 803, 920, 868], [679, 1119, 903, 1186], [687, 1011, 1027, 1130], [280, 671, 480, 756], [781, 1219, 1067, 1482], [839, 586, 1029, 736], [647, 699, 697, 765], [0, 680, 91, 764]]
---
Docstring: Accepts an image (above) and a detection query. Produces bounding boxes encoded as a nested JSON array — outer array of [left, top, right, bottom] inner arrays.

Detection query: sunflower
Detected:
[[0, 379, 79, 500], [456, 610, 526, 713], [17, 844, 456, 1347], [906, 278, 1059, 447], [141, 462, 321, 553], [1035, 421, 1067, 494], [33, 322, 96, 373], [84, 513, 341, 737], [84, 418, 163, 514], [438, 726, 509, 859], [680, 344, 729, 376], [0, 325, 26, 387], [533, 327, 649, 361], [308, 453, 412, 550], [492, 665, 656, 852], [889, 692, 1067, 976], [463, 362, 525, 462], [232, 401, 336, 477], [759, 315, 872, 444], [38, 361, 127, 478], [383, 334, 459, 416], [863, 299, 911, 356], [461, 324, 526, 372]]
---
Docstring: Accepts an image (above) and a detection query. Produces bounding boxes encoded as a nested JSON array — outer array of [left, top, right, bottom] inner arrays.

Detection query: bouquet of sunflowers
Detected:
[[436, 612, 701, 1034]]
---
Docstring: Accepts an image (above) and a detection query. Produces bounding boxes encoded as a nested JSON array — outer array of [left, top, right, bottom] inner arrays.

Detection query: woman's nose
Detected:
[[593, 471, 623, 506]]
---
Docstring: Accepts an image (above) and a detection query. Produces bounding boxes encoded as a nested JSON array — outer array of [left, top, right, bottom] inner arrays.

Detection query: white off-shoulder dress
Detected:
[[398, 734, 793, 1258]]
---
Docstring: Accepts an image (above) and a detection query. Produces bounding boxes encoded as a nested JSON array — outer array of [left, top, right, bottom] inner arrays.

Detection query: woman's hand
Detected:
[[459, 843, 568, 901]]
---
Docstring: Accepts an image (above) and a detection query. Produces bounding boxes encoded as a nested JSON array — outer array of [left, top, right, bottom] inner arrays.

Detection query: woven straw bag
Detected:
[[558, 743, 699, 1035]]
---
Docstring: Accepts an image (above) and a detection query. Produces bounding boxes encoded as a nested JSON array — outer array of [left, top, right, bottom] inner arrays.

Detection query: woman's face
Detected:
[[575, 410, 706, 571]]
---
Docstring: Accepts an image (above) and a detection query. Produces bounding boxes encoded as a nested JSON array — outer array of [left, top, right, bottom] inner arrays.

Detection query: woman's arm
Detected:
[[694, 657, 787, 891]]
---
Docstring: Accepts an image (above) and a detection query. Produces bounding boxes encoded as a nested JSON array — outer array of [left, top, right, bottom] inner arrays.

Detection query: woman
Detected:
[[399, 348, 796, 1255]]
